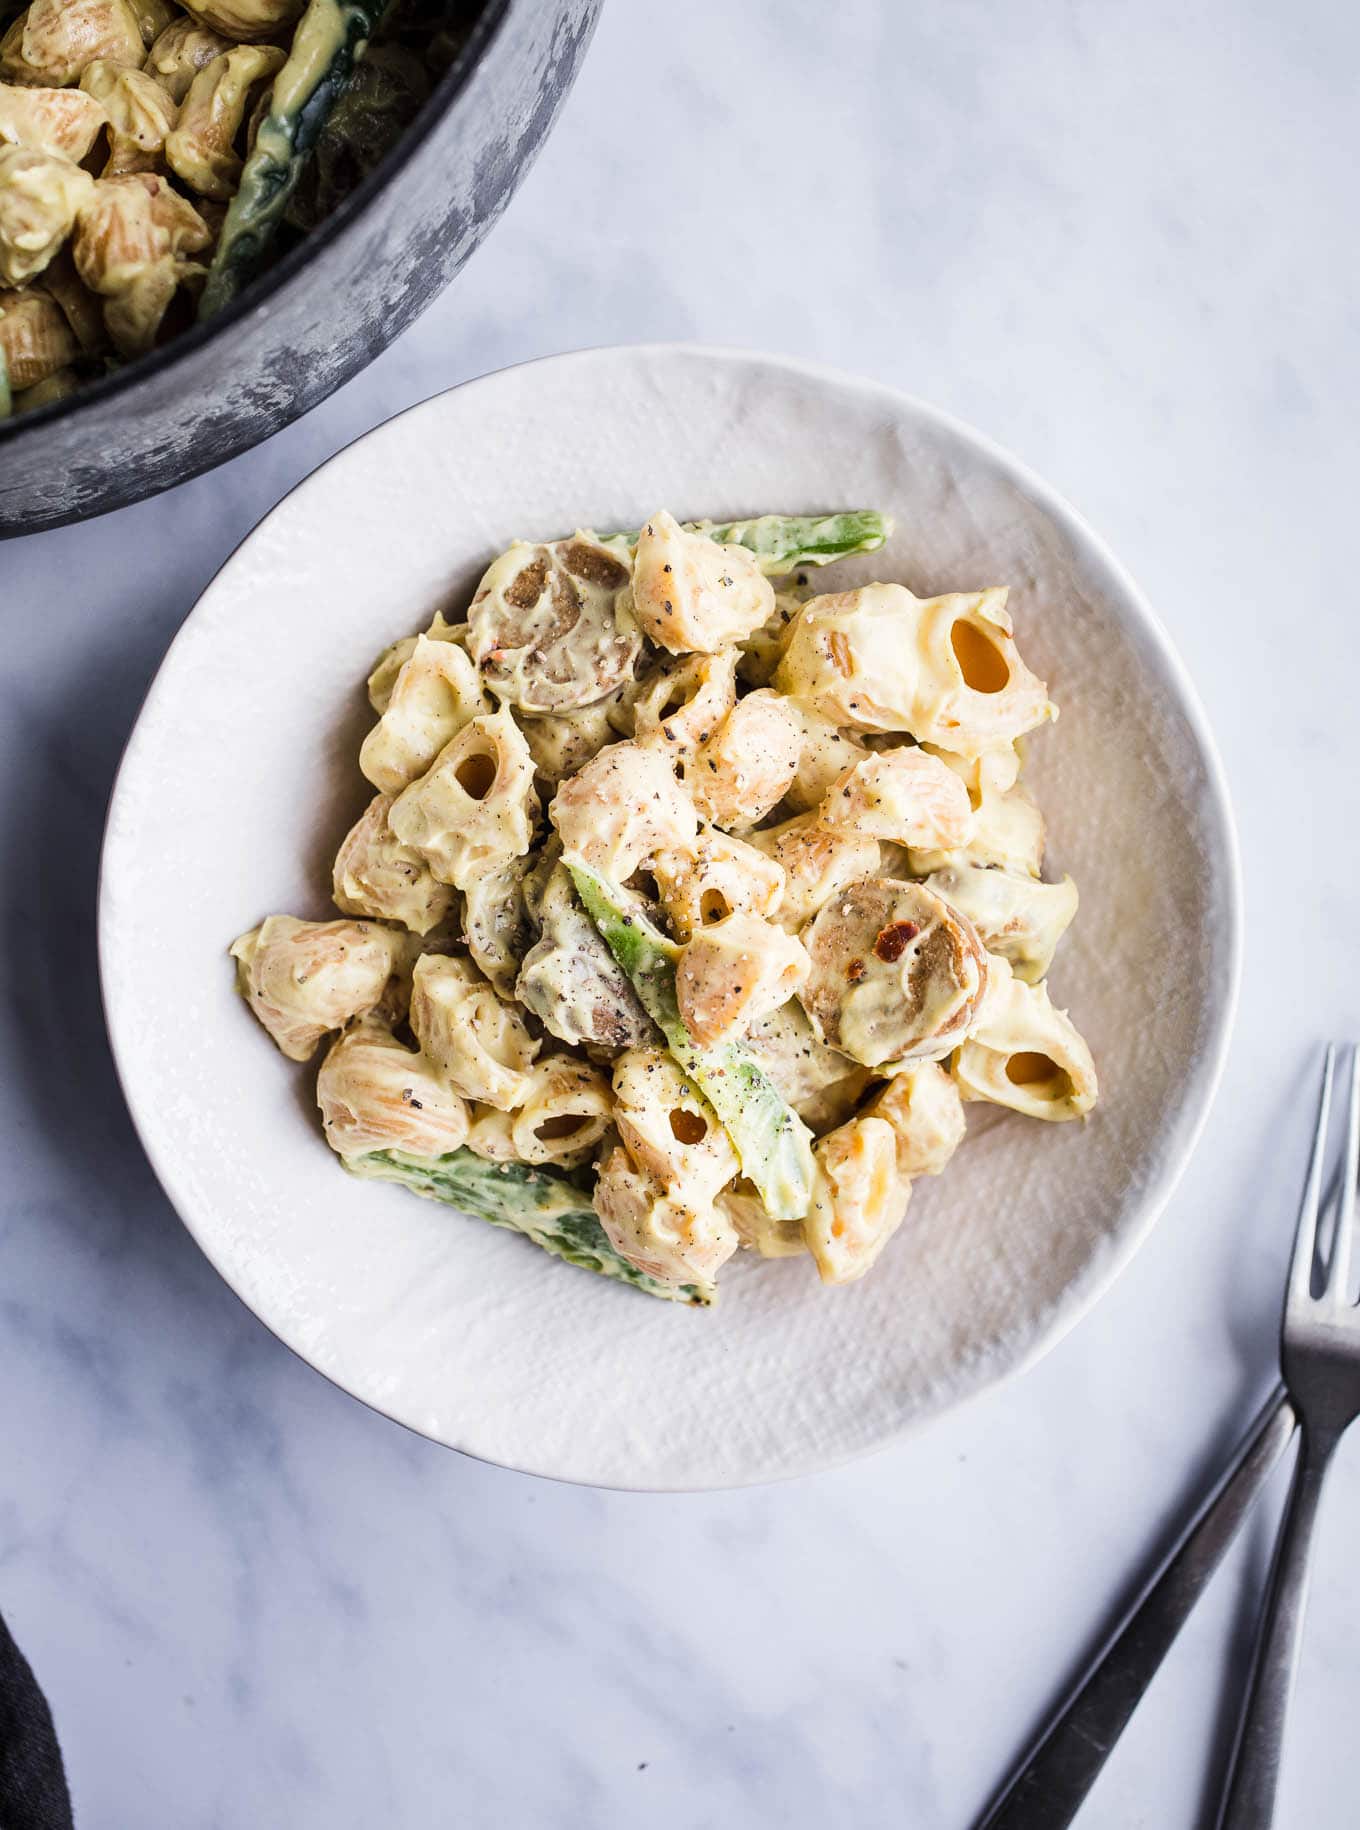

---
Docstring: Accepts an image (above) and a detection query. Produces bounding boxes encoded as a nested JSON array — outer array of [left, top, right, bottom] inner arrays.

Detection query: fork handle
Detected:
[[1215, 1426, 1337, 1828], [976, 1386, 1295, 1830]]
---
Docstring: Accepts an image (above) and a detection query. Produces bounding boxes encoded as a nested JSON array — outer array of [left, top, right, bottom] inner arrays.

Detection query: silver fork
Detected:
[[1215, 1042, 1360, 1826], [977, 1047, 1358, 1830]]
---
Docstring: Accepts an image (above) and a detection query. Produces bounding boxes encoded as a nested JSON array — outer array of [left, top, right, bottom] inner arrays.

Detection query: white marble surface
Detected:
[[2, 0, 1358, 1823]]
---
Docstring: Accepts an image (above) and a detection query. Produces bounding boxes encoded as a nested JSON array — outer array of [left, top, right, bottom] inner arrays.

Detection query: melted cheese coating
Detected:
[[331, 792, 458, 936], [952, 954, 1098, 1121], [317, 1021, 470, 1159], [774, 582, 1055, 756], [804, 1116, 909, 1285], [229, 511, 1099, 1300], [230, 914, 405, 1061], [388, 706, 539, 891]]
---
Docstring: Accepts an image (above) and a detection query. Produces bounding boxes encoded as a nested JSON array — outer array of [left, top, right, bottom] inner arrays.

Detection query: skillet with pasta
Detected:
[[0, 0, 477, 416], [230, 509, 1098, 1305]]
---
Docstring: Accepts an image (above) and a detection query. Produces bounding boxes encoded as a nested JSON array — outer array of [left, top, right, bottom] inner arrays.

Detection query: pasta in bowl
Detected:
[[230, 506, 1099, 1305], [99, 344, 1238, 1487]]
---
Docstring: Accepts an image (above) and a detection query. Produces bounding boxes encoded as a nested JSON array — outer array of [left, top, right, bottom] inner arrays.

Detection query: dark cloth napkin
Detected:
[[0, 1613, 72, 1830]]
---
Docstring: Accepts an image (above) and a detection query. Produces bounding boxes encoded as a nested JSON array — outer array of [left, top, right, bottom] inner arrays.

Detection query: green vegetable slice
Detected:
[[610, 510, 892, 575], [348, 1147, 713, 1305], [0, 345, 10, 421], [198, 0, 385, 320], [568, 861, 815, 1222]]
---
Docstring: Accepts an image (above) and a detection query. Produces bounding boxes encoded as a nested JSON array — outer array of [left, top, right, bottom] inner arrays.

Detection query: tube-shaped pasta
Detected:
[[331, 792, 458, 936], [804, 1115, 910, 1285], [594, 1145, 738, 1290], [817, 747, 974, 854], [508, 1053, 613, 1168], [611, 1048, 738, 1197], [924, 863, 1077, 984], [631, 508, 775, 654], [717, 1179, 807, 1257], [747, 811, 879, 930], [0, 146, 92, 284], [359, 633, 490, 795], [12, 361, 75, 407], [799, 876, 988, 1068], [517, 693, 623, 788], [774, 583, 1055, 756], [37, 244, 105, 350], [165, 44, 284, 201], [143, 16, 232, 104], [463, 1103, 517, 1162], [408, 953, 539, 1111], [921, 739, 1022, 800], [784, 699, 868, 813], [909, 774, 1046, 878], [389, 706, 539, 891], [367, 637, 417, 713], [952, 953, 1098, 1121], [230, 913, 406, 1061], [686, 688, 801, 829], [468, 533, 640, 713], [365, 613, 462, 714], [0, 283, 75, 386], [79, 62, 176, 178], [737, 590, 804, 688], [861, 1059, 965, 1178], [548, 737, 698, 884], [0, 84, 107, 160], [654, 826, 785, 941], [177, 0, 304, 44], [625, 648, 738, 751], [317, 1021, 470, 1160], [675, 912, 810, 1047], [72, 170, 211, 355], [1, 0, 144, 88]]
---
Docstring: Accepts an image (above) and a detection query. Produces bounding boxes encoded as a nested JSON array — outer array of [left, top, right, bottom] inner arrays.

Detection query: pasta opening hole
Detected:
[[700, 890, 731, 924], [1006, 1051, 1069, 1094], [535, 1114, 588, 1142], [626, 868, 661, 902], [455, 751, 497, 800], [658, 688, 689, 721], [951, 620, 1010, 694], [669, 1108, 708, 1145]]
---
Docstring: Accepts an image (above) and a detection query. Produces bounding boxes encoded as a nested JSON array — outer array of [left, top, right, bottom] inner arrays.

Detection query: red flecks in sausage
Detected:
[[874, 920, 920, 962]]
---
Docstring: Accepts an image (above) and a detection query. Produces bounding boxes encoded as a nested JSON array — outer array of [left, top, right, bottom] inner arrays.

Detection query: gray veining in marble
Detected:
[[3, 1, 1359, 1825]]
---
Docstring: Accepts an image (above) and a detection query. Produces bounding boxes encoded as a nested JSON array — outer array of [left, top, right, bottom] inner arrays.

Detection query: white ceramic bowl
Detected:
[[99, 345, 1241, 1490]]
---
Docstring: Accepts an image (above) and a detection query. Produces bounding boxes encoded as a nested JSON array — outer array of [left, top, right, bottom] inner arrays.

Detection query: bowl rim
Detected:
[[0, 0, 512, 445], [97, 341, 1245, 1490]]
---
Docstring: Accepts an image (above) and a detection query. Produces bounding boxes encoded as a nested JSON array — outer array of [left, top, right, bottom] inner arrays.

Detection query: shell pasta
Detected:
[[229, 505, 1098, 1303], [0, 0, 476, 416]]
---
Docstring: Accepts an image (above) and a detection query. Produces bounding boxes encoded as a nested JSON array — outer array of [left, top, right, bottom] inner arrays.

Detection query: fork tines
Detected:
[[1289, 1044, 1360, 1316]]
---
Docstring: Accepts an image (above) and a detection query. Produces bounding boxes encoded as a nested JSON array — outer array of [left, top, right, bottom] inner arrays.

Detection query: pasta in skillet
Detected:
[[0, 0, 481, 418], [229, 507, 1099, 1305]]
